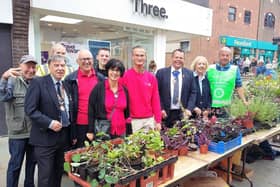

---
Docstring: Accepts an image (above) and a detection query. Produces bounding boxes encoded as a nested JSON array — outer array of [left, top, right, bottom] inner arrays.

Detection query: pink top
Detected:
[[105, 80, 127, 136], [121, 68, 161, 123], [77, 68, 98, 125]]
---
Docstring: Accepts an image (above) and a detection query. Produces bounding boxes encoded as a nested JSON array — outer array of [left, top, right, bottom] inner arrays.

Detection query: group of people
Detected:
[[0, 44, 247, 187]]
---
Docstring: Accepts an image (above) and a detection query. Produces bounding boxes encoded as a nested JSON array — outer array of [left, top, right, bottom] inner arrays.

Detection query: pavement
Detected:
[[0, 136, 280, 187]]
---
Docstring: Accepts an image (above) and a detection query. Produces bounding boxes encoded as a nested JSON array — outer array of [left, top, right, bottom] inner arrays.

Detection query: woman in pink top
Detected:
[[88, 59, 129, 140]]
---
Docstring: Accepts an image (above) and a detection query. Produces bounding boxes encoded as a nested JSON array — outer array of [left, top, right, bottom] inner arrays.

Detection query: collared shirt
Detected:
[[215, 63, 242, 88], [170, 67, 182, 109], [193, 71, 205, 94], [77, 68, 98, 125]]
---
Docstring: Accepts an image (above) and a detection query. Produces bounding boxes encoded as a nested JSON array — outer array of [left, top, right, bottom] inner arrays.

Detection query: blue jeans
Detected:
[[7, 138, 36, 187]]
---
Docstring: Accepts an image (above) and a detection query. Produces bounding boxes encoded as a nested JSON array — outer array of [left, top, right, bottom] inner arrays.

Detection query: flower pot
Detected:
[[199, 144, 208, 154], [78, 163, 88, 180], [242, 119, 254, 129], [178, 146, 188, 156], [86, 166, 99, 180], [129, 157, 144, 170]]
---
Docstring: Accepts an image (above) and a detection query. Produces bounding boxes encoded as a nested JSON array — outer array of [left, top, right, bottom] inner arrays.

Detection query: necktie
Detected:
[[56, 82, 62, 97], [172, 70, 180, 105], [56, 82, 69, 127]]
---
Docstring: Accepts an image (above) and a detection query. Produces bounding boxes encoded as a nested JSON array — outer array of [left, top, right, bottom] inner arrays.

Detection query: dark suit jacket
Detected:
[[24, 75, 72, 146], [194, 75, 212, 110], [156, 67, 197, 116]]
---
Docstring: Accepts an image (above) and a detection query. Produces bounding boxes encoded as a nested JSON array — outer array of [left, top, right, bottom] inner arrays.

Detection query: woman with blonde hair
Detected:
[[190, 56, 212, 118]]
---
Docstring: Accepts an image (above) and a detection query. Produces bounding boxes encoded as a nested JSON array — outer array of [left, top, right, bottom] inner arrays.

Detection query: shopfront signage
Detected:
[[233, 40, 253, 48], [220, 36, 257, 48], [133, 0, 168, 19]]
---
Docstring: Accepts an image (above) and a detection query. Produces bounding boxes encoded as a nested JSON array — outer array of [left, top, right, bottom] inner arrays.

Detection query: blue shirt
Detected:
[[215, 63, 242, 88]]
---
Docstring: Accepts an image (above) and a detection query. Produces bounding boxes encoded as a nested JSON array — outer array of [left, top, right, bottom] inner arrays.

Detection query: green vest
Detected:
[[207, 64, 237, 107]]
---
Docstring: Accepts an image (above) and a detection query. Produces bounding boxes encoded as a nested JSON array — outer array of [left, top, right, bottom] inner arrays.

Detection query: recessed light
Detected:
[[40, 15, 82, 24], [47, 23, 53, 26]]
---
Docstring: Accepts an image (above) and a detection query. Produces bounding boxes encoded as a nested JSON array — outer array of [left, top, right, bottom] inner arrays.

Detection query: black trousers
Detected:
[[75, 125, 90, 148], [34, 127, 70, 187], [163, 109, 182, 128]]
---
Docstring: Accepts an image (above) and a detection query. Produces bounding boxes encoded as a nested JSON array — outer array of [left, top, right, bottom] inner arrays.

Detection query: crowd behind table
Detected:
[[0, 42, 279, 187]]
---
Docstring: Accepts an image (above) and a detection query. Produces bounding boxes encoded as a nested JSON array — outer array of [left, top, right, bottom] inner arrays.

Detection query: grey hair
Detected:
[[47, 55, 67, 64]]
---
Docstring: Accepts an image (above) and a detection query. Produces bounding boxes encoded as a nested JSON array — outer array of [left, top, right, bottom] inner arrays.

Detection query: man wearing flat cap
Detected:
[[0, 55, 37, 187]]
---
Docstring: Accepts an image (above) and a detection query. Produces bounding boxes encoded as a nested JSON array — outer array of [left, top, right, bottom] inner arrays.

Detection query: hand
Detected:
[[86, 133, 94, 141], [193, 107, 202, 116], [51, 120, 62, 132], [202, 110, 209, 118], [161, 110, 167, 119], [202, 110, 209, 121], [184, 109, 192, 119], [2, 68, 21, 80], [155, 123, 162, 131]]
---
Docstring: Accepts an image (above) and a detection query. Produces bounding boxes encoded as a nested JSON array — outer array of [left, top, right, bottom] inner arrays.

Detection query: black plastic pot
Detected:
[[87, 166, 99, 180], [78, 164, 88, 180], [129, 157, 144, 170]]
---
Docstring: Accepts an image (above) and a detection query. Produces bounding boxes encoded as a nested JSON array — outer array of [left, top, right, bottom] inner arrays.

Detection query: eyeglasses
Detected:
[[79, 57, 93, 61]]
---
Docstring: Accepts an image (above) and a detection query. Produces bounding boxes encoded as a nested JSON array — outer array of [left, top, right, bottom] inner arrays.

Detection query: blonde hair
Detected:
[[190, 56, 209, 71]]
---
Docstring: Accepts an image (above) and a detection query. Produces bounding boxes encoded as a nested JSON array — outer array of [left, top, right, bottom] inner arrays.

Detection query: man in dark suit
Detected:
[[25, 55, 72, 187], [156, 49, 197, 127]]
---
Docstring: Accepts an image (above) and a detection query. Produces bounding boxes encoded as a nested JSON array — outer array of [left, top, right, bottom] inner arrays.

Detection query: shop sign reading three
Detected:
[[133, 0, 168, 19]]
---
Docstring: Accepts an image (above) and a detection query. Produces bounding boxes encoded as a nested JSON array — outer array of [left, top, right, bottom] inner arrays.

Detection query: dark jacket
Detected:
[[194, 75, 212, 110], [64, 70, 104, 138], [87, 81, 130, 133], [24, 75, 72, 146], [156, 67, 197, 116]]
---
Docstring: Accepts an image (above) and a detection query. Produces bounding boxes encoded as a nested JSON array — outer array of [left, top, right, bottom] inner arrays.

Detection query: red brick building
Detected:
[[183, 0, 280, 66]]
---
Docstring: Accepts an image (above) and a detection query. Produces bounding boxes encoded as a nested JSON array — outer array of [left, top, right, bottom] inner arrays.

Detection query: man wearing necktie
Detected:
[[25, 55, 72, 187], [156, 49, 197, 127]]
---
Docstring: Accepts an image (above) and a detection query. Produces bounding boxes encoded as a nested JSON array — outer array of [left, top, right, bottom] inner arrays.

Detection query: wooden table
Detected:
[[159, 125, 280, 187], [159, 156, 208, 187]]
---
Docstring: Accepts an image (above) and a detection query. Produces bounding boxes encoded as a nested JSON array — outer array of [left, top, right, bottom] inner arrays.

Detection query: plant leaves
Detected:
[[98, 168, 106, 179], [72, 153, 81, 163], [63, 162, 70, 173], [84, 140, 90, 147], [105, 175, 119, 184], [90, 179, 99, 187]]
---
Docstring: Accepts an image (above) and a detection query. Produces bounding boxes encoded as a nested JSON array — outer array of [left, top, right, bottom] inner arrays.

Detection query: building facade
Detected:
[[28, 0, 212, 70], [187, 0, 279, 65]]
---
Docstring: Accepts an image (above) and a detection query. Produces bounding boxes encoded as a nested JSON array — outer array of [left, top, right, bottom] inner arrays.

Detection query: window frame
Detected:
[[264, 12, 275, 28], [228, 6, 237, 22], [244, 10, 251, 24]]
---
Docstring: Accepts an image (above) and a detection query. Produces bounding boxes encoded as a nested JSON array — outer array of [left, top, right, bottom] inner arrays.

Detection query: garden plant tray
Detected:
[[208, 133, 242, 154]]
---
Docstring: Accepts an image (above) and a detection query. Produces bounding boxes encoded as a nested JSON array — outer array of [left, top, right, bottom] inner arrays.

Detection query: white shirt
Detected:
[[193, 71, 205, 95], [170, 67, 182, 109]]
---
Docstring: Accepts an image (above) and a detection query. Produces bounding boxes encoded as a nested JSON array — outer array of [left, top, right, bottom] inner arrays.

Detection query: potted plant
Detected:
[[161, 126, 188, 156], [197, 132, 210, 154]]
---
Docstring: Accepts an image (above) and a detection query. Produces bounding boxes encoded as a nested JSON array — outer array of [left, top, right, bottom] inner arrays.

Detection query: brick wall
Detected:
[[12, 0, 30, 66], [187, 0, 260, 65]]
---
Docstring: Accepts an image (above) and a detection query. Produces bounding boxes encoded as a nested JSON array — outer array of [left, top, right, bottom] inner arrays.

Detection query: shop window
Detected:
[[264, 12, 275, 28], [244, 10, 251, 24], [228, 7, 236, 21]]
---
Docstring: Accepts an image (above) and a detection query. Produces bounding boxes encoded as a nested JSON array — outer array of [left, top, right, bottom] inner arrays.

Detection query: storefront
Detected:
[[220, 35, 277, 62], [29, 0, 212, 69], [0, 0, 13, 135]]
